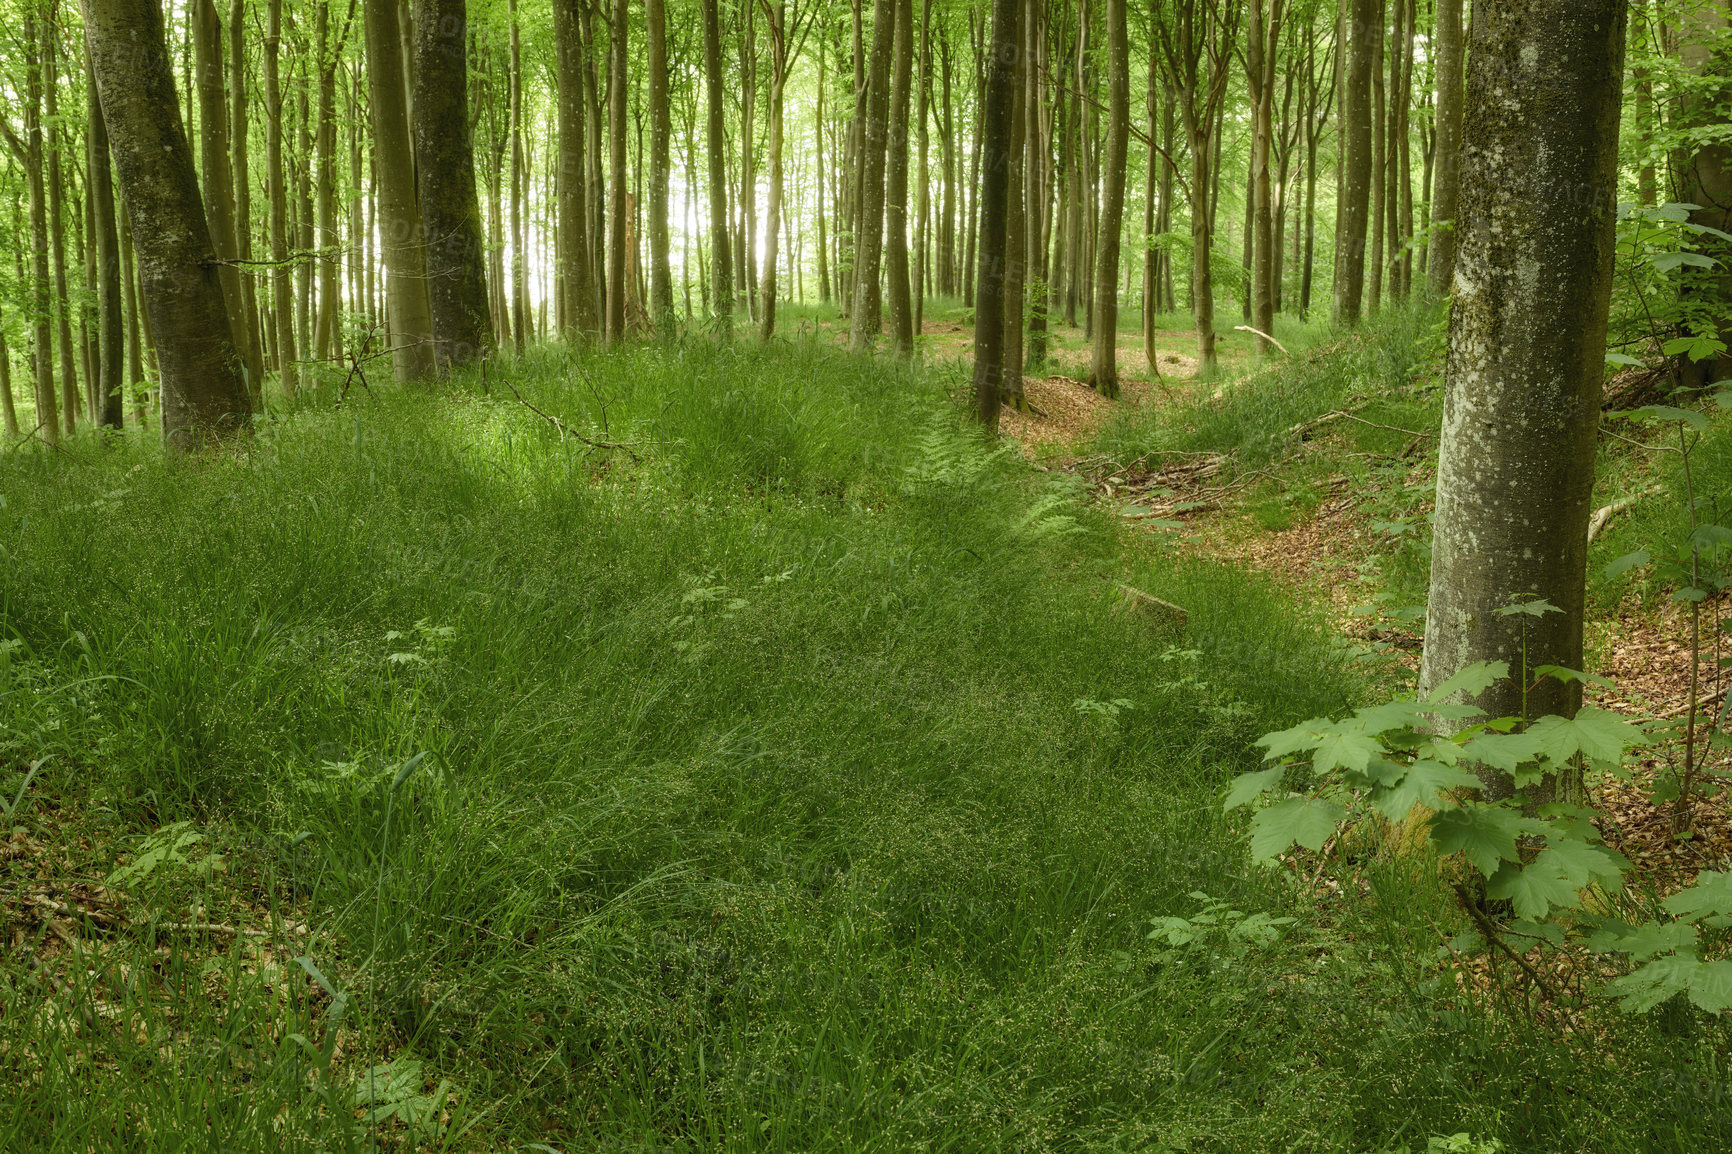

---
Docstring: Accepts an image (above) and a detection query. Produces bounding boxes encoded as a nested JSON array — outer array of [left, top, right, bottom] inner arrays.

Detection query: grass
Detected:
[[1, 333, 1729, 1151]]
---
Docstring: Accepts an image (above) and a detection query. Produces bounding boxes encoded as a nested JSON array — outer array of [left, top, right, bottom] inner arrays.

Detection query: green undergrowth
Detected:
[[1, 337, 1726, 1151]]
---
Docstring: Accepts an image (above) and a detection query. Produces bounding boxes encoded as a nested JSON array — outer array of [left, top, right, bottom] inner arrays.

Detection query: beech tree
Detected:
[[80, 0, 251, 448], [1418, 0, 1628, 802]]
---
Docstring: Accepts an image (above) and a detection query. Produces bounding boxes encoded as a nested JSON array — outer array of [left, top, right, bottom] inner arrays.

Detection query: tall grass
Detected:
[[0, 336, 1724, 1151]]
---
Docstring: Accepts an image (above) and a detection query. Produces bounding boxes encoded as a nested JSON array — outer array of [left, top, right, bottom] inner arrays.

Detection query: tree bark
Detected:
[[605, 0, 628, 344], [972, 0, 1019, 430], [413, 0, 495, 369], [229, 0, 265, 405], [1418, 0, 1627, 804], [647, 0, 674, 335], [851, 0, 896, 352], [1333, 0, 1375, 326], [555, 0, 599, 339], [885, 0, 915, 356], [1674, 2, 1732, 392], [265, 0, 298, 397], [760, 0, 790, 342], [81, 0, 252, 448], [701, 0, 733, 334], [1088, 0, 1130, 394], [365, 0, 437, 381], [85, 44, 125, 428], [1426, 0, 1464, 297], [1244, 0, 1284, 359], [43, 16, 79, 436]]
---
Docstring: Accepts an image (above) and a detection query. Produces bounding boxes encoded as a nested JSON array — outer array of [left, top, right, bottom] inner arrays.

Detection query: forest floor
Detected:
[[3, 308, 1731, 1151]]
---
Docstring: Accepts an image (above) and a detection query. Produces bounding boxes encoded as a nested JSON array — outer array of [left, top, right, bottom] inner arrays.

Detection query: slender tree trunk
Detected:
[[972, 0, 1019, 430], [44, 18, 79, 435], [1419, 0, 1627, 806], [86, 45, 124, 428], [1000, 0, 1025, 396], [604, 0, 628, 343], [229, 0, 265, 405], [1367, 0, 1385, 312], [1673, 2, 1732, 392], [1334, 0, 1375, 326], [702, 0, 732, 334], [0, 325, 16, 439], [193, 0, 253, 397], [23, 11, 60, 444], [82, 0, 253, 448], [885, 0, 915, 355], [760, 1, 790, 342], [1427, 0, 1464, 296], [413, 0, 495, 368], [555, 0, 599, 339], [265, 0, 298, 397], [1142, 0, 1160, 364], [1088, 0, 1130, 394], [647, 0, 673, 335], [817, 43, 832, 305], [851, 0, 896, 352], [912, 0, 932, 337], [1245, 0, 1283, 359]]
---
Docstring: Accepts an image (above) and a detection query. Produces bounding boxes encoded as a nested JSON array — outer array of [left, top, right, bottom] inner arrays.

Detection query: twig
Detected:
[[1452, 880, 1561, 1006], [504, 381, 647, 462]]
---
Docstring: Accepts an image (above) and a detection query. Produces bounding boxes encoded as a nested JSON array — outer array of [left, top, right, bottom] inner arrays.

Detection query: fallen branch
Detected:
[[505, 381, 650, 461], [1233, 325, 1292, 356], [1585, 487, 1661, 544]]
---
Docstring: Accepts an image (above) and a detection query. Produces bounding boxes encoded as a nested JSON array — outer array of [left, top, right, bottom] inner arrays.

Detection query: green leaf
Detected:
[[1652, 251, 1719, 273], [1604, 352, 1645, 367], [1663, 870, 1732, 922], [1429, 804, 1524, 877], [1424, 661, 1510, 704], [1532, 665, 1617, 689], [1348, 699, 1432, 737], [1688, 960, 1732, 1013], [1309, 728, 1384, 774], [1603, 550, 1650, 579], [1486, 855, 1583, 920], [1255, 718, 1331, 761], [1609, 954, 1697, 1013], [1248, 796, 1345, 863], [1587, 919, 1697, 960], [1223, 767, 1284, 811], [1525, 708, 1644, 764], [1457, 731, 1545, 773], [1370, 759, 1484, 822], [1621, 402, 1711, 429], [1496, 598, 1563, 618]]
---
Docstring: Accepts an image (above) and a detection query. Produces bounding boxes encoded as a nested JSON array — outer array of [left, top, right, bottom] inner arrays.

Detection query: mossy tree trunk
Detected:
[[1418, 0, 1627, 803]]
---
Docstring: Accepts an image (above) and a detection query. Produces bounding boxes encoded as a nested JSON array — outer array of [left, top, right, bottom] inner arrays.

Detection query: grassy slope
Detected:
[[0, 336, 1725, 1151]]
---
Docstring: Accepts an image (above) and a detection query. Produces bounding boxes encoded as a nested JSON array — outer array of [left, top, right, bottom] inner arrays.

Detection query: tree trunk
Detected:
[[229, 0, 265, 406], [817, 42, 832, 305], [81, 0, 252, 448], [1426, 0, 1464, 296], [555, 0, 599, 340], [1418, 0, 1627, 805], [1674, 2, 1732, 392], [1244, 0, 1283, 360], [1333, 0, 1375, 326], [885, 0, 915, 356], [1142, 0, 1160, 364], [366, 0, 437, 381], [44, 17, 80, 436], [851, 0, 896, 352], [912, 0, 932, 337], [265, 0, 297, 397], [702, 0, 733, 334], [759, 1, 789, 342], [972, 0, 1019, 430], [647, 0, 674, 335], [413, 0, 495, 369], [85, 44, 125, 428], [22, 12, 60, 444], [1088, 0, 1130, 395]]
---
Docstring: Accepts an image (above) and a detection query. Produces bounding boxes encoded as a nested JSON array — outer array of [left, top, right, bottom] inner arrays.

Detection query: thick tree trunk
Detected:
[[701, 0, 733, 334], [1418, 0, 1627, 804], [81, 0, 252, 448], [1244, 0, 1283, 359], [1675, 3, 1732, 392], [851, 0, 896, 352], [1426, 0, 1464, 296], [413, 0, 495, 369], [1333, 0, 1375, 326], [1088, 0, 1130, 395], [365, 0, 437, 381], [885, 0, 915, 355], [972, 0, 1019, 430], [85, 45, 124, 429]]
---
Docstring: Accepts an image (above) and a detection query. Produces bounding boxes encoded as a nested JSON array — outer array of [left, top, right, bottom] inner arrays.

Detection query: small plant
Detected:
[[1145, 891, 1296, 964]]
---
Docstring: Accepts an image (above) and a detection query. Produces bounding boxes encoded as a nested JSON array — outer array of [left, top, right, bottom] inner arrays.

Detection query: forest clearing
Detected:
[[6, 0, 1732, 1149]]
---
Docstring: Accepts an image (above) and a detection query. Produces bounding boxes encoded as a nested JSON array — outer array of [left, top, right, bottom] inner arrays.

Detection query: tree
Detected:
[[264, 0, 297, 397], [364, 0, 436, 381], [884, 0, 914, 356], [1087, 0, 1130, 396], [80, 0, 252, 448], [555, 0, 600, 340], [413, 0, 495, 370], [1243, 0, 1285, 359], [1418, 0, 1628, 803], [701, 0, 733, 334], [850, 0, 895, 352], [1333, 0, 1376, 327], [84, 42, 123, 428], [606, 0, 628, 344], [971, 0, 1018, 430], [647, 0, 674, 336]]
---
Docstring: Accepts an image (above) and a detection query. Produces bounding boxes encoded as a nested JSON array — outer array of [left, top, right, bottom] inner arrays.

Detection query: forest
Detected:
[[3, 0, 1732, 1147]]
